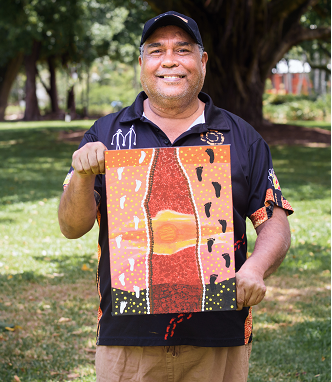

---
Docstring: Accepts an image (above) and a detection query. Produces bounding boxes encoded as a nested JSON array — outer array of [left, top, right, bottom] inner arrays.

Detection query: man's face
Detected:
[[139, 25, 208, 106]]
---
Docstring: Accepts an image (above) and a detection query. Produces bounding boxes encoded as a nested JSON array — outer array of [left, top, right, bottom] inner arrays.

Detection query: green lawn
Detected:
[[0, 121, 330, 381]]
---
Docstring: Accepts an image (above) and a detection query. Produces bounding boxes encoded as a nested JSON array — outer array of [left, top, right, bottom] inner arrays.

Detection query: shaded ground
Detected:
[[256, 123, 331, 146], [58, 122, 331, 146]]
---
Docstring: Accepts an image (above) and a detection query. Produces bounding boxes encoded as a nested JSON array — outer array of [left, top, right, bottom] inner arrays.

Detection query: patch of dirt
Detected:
[[57, 123, 331, 146], [256, 123, 331, 147]]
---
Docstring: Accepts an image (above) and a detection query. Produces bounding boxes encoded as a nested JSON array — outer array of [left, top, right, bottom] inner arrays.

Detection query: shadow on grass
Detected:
[[0, 128, 79, 205], [270, 146, 331, 201], [0, 252, 97, 287], [281, 242, 331, 275], [250, 319, 331, 381]]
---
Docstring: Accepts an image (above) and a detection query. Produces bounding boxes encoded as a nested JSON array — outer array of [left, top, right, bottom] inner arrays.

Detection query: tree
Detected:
[[0, 0, 152, 120], [146, 0, 330, 126], [0, 0, 28, 120]]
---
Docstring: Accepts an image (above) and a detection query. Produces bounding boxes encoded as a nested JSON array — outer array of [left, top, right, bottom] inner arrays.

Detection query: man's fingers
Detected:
[[72, 142, 107, 176], [96, 146, 106, 174], [236, 284, 245, 311], [236, 270, 266, 310]]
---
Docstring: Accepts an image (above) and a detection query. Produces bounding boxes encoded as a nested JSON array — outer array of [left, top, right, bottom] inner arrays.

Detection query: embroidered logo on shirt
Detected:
[[63, 170, 74, 189], [111, 125, 137, 150], [200, 130, 224, 145], [268, 168, 281, 190]]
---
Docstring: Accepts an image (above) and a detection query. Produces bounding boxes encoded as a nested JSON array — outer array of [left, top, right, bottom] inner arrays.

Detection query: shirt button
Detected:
[[163, 139, 170, 145]]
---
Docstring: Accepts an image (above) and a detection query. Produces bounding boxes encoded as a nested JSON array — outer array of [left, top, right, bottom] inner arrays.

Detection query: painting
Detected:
[[105, 145, 236, 315]]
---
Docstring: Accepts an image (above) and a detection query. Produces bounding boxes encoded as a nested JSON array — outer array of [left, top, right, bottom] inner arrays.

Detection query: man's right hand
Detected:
[[72, 142, 108, 177]]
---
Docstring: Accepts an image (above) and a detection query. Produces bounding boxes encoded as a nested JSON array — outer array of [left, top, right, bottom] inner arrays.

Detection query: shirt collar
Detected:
[[119, 91, 230, 131]]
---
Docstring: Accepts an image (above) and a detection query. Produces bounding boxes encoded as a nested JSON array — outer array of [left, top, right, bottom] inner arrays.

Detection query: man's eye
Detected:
[[150, 50, 161, 54], [178, 49, 190, 53]]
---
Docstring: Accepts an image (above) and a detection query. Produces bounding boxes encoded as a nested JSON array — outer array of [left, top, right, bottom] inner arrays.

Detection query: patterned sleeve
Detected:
[[62, 123, 102, 206], [247, 138, 294, 229]]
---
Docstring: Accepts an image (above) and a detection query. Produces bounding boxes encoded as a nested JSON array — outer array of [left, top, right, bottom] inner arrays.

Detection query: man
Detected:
[[58, 11, 293, 382]]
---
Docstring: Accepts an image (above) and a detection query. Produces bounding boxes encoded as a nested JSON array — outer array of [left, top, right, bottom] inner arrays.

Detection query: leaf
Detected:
[[13, 376, 21, 382], [81, 264, 92, 271], [58, 317, 71, 323]]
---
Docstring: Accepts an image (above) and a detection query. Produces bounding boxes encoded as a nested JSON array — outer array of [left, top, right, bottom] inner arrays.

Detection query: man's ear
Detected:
[[202, 52, 208, 70]]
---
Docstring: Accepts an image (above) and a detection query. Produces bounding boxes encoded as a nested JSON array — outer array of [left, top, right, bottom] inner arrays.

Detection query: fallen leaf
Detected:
[[58, 317, 71, 323], [13, 376, 21, 382], [81, 264, 92, 271], [5, 325, 22, 332], [7, 275, 13, 279], [72, 329, 83, 335], [322, 356, 325, 361]]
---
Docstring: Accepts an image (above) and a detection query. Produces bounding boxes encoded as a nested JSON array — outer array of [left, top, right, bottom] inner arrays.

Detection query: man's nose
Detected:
[[161, 50, 179, 68]]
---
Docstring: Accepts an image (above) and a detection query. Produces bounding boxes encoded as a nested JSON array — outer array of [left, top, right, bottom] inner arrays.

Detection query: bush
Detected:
[[263, 94, 331, 123]]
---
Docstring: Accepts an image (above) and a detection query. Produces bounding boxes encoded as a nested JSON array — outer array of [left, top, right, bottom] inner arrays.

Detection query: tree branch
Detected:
[[36, 67, 51, 97], [268, 0, 316, 22], [304, 53, 331, 74], [261, 25, 330, 78]]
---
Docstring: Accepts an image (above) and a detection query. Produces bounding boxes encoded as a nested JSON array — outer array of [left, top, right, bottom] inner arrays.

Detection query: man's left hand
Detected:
[[235, 268, 266, 310]]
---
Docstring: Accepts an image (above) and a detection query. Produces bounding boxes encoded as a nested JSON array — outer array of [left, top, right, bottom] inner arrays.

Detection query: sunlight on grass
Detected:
[[0, 123, 330, 381]]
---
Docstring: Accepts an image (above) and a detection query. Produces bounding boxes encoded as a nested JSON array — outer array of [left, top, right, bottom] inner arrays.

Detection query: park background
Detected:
[[0, 0, 331, 381]]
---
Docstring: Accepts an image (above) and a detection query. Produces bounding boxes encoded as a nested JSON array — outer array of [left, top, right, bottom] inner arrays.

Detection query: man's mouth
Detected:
[[157, 75, 185, 79]]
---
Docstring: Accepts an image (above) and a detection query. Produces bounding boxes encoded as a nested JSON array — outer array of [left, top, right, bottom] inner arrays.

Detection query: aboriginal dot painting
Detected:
[[105, 145, 236, 316]]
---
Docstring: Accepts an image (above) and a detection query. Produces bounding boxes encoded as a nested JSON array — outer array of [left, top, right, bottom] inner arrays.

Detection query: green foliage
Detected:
[[88, 62, 141, 109], [0, 0, 153, 72], [263, 94, 331, 123]]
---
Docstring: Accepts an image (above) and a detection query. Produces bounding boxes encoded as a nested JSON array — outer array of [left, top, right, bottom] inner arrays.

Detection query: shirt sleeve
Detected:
[[247, 138, 294, 229], [62, 123, 102, 206]]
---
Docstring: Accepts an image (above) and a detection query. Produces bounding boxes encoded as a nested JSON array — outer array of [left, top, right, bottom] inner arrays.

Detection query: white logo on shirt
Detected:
[[111, 125, 136, 150]]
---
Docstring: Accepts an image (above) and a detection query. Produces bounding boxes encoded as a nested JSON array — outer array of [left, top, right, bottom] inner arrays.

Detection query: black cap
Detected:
[[140, 11, 203, 48]]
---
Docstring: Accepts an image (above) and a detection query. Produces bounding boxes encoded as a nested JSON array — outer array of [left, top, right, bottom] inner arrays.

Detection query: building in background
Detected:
[[268, 59, 312, 95]]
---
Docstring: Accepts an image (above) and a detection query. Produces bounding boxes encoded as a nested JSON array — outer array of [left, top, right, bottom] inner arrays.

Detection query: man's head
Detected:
[[139, 11, 208, 109]]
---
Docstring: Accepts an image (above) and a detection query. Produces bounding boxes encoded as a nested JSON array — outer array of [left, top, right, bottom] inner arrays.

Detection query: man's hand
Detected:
[[236, 268, 266, 310], [58, 141, 107, 239], [235, 206, 291, 310], [72, 142, 107, 177]]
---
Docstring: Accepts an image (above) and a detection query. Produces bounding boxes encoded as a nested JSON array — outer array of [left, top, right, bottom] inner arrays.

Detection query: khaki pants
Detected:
[[96, 344, 252, 382]]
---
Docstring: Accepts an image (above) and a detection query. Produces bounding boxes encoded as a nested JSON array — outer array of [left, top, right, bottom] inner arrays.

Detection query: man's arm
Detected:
[[236, 206, 291, 310], [58, 142, 107, 239]]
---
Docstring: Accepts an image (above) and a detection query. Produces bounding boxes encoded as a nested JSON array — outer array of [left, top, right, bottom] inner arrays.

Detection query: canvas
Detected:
[[105, 145, 236, 316]]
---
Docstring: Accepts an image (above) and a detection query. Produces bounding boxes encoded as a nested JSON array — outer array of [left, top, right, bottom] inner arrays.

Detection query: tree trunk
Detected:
[[0, 53, 23, 121], [67, 85, 76, 119], [47, 56, 60, 114], [147, 0, 331, 127], [202, 57, 264, 127], [24, 41, 40, 121]]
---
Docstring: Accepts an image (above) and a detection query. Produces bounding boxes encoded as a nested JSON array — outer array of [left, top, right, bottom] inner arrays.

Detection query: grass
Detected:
[[246, 146, 331, 381], [0, 121, 330, 381]]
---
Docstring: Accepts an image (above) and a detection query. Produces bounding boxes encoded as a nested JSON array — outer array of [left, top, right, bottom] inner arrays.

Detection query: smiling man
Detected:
[[58, 11, 293, 382]]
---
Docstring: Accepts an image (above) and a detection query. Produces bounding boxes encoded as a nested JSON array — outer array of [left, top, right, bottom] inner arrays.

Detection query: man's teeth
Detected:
[[161, 75, 184, 78]]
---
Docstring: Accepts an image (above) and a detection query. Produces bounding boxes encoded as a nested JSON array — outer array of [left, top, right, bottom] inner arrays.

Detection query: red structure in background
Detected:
[[268, 73, 312, 95]]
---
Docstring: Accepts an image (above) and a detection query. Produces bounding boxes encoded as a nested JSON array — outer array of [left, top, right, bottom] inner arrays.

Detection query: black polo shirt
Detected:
[[64, 91, 293, 347]]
